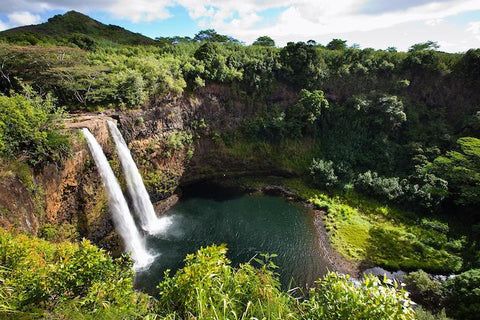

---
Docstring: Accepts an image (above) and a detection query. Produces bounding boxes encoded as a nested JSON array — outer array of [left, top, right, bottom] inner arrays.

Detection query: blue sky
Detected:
[[0, 0, 479, 52]]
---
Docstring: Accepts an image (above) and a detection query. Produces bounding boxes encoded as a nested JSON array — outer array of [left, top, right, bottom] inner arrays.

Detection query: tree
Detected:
[[155, 36, 192, 45], [326, 38, 347, 50], [0, 87, 70, 165], [444, 268, 480, 320], [285, 89, 329, 137], [353, 95, 406, 131], [376, 95, 407, 129], [194, 41, 221, 61], [193, 29, 240, 43], [409, 41, 439, 52], [193, 42, 242, 82], [298, 88, 329, 124], [310, 159, 338, 188], [354, 171, 404, 201], [429, 137, 480, 209], [252, 36, 275, 47], [278, 42, 325, 88], [404, 270, 445, 312], [351, 43, 360, 49], [454, 49, 480, 87], [116, 70, 146, 108]]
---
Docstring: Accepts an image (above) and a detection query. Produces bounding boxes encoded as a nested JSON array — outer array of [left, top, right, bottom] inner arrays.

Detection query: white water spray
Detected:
[[82, 128, 154, 270], [107, 121, 172, 235]]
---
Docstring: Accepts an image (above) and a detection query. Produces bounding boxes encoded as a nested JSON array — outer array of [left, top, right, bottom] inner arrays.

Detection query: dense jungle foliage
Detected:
[[0, 11, 479, 320]]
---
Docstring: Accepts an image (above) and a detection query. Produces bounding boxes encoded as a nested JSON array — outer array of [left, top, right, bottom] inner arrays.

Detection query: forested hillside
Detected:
[[0, 10, 155, 46], [0, 11, 479, 320]]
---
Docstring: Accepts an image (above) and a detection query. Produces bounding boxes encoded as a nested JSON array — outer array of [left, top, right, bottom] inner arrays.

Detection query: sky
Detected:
[[0, 0, 479, 52]]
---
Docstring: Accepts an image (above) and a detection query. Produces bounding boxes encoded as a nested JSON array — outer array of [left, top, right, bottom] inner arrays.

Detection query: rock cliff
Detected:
[[0, 84, 297, 249]]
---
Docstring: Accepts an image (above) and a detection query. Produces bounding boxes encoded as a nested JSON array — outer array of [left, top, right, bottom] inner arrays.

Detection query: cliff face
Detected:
[[0, 84, 297, 248], [0, 173, 38, 233]]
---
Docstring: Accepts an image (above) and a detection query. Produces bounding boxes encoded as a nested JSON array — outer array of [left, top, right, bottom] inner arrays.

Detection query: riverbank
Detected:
[[240, 183, 361, 277], [213, 175, 465, 275]]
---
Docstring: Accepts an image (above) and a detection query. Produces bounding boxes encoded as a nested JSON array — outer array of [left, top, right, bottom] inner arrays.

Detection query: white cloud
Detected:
[[0, 20, 7, 31], [225, 0, 479, 38], [7, 11, 42, 26], [109, 0, 173, 22], [0, 0, 115, 15], [466, 21, 480, 42], [175, 0, 293, 30], [467, 21, 480, 34], [194, 0, 480, 52], [334, 20, 480, 52], [425, 18, 443, 26]]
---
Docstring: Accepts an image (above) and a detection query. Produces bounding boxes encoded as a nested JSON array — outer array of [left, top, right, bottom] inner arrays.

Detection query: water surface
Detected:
[[135, 188, 330, 295]]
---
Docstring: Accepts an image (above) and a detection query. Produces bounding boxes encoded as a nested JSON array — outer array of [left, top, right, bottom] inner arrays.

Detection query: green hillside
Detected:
[[0, 10, 155, 46]]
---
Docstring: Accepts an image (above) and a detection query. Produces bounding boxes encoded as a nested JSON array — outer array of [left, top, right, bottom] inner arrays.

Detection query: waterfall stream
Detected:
[[107, 121, 172, 235], [82, 128, 154, 270]]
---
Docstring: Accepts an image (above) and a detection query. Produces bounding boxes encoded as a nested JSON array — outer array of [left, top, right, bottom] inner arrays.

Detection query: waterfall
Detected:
[[82, 128, 154, 270], [107, 121, 172, 235]]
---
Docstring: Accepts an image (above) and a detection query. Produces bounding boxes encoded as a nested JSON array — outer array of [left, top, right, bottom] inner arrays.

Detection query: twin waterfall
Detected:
[[82, 122, 169, 270], [107, 121, 172, 234]]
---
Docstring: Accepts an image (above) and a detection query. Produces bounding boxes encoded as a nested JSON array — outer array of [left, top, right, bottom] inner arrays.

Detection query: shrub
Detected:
[[403, 270, 445, 311], [116, 70, 146, 108], [143, 169, 178, 201], [0, 232, 425, 319], [165, 131, 193, 152], [444, 268, 480, 320], [157, 244, 298, 319], [429, 137, 480, 208], [310, 158, 338, 188], [354, 171, 403, 201], [404, 268, 480, 320], [302, 272, 415, 320], [0, 88, 70, 165], [403, 172, 448, 211], [415, 307, 452, 320], [0, 230, 152, 318]]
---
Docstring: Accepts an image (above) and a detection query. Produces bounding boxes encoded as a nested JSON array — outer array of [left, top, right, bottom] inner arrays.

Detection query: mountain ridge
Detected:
[[0, 10, 156, 45]]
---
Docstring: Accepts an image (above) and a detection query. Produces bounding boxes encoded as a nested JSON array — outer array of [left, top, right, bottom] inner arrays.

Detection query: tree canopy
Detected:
[[253, 36, 275, 47]]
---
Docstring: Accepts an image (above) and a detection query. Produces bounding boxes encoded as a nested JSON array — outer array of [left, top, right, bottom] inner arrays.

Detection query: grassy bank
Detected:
[[239, 175, 464, 273]]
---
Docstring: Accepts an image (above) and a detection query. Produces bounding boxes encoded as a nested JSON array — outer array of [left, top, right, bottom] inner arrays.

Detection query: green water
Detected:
[[135, 190, 331, 295]]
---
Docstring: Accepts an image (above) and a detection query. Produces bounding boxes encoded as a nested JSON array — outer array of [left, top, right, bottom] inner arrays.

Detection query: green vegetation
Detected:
[[404, 269, 480, 320], [143, 169, 179, 201], [404, 270, 445, 312], [260, 177, 463, 272], [164, 131, 193, 157], [157, 245, 297, 319], [0, 11, 155, 46], [428, 137, 480, 209], [443, 268, 480, 320], [253, 36, 276, 47], [0, 232, 416, 319], [0, 10, 479, 320], [310, 159, 338, 188], [303, 273, 414, 319], [0, 87, 70, 166], [0, 230, 152, 319]]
